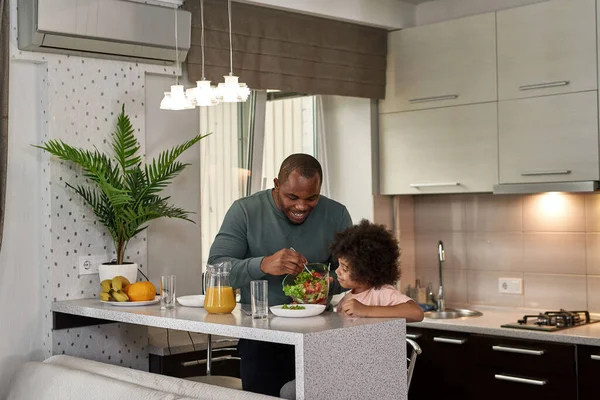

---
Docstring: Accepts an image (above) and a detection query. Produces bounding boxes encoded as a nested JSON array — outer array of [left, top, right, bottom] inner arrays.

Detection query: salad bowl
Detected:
[[282, 263, 329, 305]]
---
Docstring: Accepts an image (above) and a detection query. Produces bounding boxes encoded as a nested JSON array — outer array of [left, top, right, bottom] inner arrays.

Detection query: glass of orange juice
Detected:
[[204, 262, 236, 314]]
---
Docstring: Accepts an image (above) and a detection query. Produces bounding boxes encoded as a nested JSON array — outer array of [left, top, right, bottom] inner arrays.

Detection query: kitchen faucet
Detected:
[[437, 240, 445, 312]]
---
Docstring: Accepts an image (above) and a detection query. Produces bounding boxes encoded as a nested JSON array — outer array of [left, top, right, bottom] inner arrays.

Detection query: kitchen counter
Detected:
[[410, 305, 600, 346], [51, 299, 407, 400]]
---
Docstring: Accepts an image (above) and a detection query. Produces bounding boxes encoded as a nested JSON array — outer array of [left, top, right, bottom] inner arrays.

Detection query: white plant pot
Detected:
[[98, 263, 138, 284]]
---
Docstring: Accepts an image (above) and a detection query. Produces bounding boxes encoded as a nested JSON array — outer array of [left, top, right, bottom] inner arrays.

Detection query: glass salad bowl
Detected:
[[282, 263, 329, 305]]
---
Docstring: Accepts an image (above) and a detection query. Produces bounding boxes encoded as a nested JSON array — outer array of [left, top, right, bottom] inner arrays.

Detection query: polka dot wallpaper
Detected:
[[9, 0, 181, 370], [53, 324, 149, 371]]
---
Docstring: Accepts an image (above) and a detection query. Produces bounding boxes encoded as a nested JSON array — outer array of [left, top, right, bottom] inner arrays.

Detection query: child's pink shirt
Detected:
[[336, 284, 413, 311]]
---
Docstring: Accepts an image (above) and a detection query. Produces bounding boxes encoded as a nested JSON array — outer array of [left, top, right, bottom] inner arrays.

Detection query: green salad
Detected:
[[281, 304, 306, 310], [283, 270, 328, 304]]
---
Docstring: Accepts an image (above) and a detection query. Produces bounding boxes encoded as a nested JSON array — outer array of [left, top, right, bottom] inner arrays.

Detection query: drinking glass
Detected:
[[250, 280, 268, 319], [160, 275, 176, 310]]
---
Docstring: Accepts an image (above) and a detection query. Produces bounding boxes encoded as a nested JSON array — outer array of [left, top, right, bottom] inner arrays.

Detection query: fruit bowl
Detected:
[[99, 276, 156, 303], [282, 263, 329, 305]]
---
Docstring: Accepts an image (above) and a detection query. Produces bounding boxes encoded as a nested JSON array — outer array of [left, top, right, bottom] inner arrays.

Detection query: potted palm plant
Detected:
[[36, 105, 208, 283]]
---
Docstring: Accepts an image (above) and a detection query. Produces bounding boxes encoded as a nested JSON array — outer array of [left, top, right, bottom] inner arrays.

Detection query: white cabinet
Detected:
[[379, 103, 498, 195], [498, 91, 599, 184], [497, 0, 597, 101], [380, 13, 496, 114]]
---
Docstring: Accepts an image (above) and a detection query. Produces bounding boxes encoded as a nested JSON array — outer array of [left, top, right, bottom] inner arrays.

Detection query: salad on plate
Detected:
[[281, 304, 306, 310]]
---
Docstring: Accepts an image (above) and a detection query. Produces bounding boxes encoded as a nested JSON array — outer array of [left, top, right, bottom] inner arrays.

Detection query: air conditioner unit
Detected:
[[18, 0, 191, 65]]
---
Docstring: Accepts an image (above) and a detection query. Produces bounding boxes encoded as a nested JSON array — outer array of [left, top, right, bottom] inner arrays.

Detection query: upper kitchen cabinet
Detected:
[[497, 0, 597, 101], [380, 13, 496, 114], [499, 91, 599, 184], [379, 102, 497, 195]]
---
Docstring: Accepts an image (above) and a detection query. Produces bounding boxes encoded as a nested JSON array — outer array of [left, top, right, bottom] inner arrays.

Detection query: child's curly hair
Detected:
[[330, 219, 401, 289]]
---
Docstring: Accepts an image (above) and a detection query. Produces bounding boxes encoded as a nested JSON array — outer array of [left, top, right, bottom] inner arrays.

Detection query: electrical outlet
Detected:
[[78, 255, 99, 276], [498, 278, 523, 294]]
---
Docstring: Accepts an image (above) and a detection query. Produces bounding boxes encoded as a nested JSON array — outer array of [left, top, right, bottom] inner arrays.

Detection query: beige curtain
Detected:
[[0, 0, 9, 250], [184, 0, 387, 99]]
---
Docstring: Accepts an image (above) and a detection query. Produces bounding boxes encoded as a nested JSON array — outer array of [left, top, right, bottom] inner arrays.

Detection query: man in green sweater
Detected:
[[208, 153, 352, 396]]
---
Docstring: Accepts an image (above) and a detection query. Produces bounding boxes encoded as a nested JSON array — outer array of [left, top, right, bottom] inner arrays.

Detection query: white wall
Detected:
[[416, 0, 549, 25], [0, 61, 45, 396], [322, 96, 378, 223], [7, 0, 183, 375], [239, 0, 416, 29], [146, 74, 202, 297]]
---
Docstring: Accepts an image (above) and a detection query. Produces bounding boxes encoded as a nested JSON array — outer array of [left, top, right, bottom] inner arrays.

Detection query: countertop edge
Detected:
[[409, 320, 600, 346], [51, 301, 303, 346]]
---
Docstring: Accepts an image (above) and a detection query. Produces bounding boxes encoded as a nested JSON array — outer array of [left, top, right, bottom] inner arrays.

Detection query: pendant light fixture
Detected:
[[216, 0, 250, 103], [160, 2, 194, 110], [186, 0, 219, 107]]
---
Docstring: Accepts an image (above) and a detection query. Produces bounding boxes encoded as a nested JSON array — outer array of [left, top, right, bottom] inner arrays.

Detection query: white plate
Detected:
[[270, 304, 326, 318], [101, 296, 160, 307], [177, 295, 205, 307]]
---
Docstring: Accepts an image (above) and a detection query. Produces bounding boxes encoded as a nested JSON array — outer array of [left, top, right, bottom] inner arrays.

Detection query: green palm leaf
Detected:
[[34, 106, 207, 264], [112, 105, 141, 175]]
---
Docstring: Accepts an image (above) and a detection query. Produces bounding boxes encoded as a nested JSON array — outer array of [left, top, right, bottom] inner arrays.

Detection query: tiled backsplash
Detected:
[[396, 193, 600, 312]]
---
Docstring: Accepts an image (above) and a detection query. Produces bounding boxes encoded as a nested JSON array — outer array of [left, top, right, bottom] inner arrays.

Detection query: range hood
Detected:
[[493, 181, 599, 194]]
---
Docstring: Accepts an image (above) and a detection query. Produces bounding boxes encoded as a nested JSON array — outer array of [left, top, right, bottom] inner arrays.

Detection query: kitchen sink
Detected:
[[424, 308, 483, 319]]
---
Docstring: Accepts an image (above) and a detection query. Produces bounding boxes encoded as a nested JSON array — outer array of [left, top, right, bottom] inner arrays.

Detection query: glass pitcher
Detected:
[[203, 261, 236, 314]]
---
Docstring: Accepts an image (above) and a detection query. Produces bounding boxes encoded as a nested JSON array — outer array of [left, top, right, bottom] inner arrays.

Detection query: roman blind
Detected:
[[184, 0, 387, 99]]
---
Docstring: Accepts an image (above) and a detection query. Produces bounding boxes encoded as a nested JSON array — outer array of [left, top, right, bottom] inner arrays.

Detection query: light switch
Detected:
[[498, 278, 523, 294]]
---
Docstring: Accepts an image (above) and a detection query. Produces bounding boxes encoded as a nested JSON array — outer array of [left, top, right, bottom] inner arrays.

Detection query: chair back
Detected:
[[406, 338, 422, 389]]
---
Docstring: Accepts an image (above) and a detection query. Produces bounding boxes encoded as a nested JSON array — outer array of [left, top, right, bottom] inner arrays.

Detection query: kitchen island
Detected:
[[51, 300, 407, 400]]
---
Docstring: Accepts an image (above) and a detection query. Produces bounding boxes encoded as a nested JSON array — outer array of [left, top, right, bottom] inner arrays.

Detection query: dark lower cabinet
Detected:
[[470, 334, 577, 400], [473, 369, 576, 400], [407, 327, 474, 400], [578, 345, 600, 400], [149, 347, 240, 379], [407, 327, 585, 400]]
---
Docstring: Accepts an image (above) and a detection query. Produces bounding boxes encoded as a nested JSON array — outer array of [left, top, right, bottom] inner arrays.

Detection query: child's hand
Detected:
[[341, 298, 370, 317]]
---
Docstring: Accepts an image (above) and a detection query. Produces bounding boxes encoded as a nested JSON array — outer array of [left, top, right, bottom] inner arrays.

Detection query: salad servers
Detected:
[[289, 247, 312, 274]]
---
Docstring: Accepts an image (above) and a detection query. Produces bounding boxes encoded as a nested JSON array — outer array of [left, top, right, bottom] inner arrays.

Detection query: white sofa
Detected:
[[7, 355, 277, 400]]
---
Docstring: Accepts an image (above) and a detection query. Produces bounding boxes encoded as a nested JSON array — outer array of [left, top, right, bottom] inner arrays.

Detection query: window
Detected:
[[199, 93, 320, 264], [261, 95, 316, 190], [199, 101, 251, 265]]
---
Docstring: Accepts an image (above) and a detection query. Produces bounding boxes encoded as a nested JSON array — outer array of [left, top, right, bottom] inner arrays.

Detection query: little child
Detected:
[[280, 219, 423, 399], [333, 219, 424, 321]]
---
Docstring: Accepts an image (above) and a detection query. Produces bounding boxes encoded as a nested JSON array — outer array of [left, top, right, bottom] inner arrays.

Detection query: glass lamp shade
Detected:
[[216, 75, 251, 103], [160, 85, 194, 110], [160, 92, 173, 110], [188, 80, 219, 107]]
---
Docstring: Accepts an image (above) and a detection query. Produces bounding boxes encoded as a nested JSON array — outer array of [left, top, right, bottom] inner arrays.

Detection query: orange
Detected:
[[124, 281, 156, 302]]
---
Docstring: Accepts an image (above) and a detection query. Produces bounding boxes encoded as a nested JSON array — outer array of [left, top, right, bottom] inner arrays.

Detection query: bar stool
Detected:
[[406, 338, 422, 389], [185, 334, 242, 390]]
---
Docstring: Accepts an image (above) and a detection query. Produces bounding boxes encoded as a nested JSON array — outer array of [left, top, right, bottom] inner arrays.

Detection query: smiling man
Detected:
[[208, 153, 352, 396]]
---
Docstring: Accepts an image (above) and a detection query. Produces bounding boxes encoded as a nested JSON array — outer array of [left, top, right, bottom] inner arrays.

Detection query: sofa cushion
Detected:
[[6, 362, 187, 400], [41, 355, 276, 400]]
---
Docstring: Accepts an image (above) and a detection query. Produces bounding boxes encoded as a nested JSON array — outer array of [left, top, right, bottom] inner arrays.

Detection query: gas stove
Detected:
[[501, 310, 600, 332]]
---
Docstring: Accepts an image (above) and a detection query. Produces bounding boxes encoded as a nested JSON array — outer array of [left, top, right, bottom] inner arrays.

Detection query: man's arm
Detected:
[[207, 201, 265, 290]]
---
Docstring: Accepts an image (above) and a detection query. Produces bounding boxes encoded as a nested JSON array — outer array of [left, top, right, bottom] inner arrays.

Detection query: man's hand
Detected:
[[341, 298, 371, 317], [260, 249, 306, 276]]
